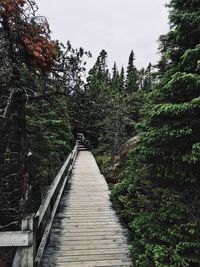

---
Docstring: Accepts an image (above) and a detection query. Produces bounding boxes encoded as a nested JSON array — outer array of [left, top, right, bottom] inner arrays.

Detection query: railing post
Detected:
[[21, 214, 36, 267]]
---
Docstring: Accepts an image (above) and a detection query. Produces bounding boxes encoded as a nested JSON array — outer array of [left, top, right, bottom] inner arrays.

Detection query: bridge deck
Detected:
[[41, 150, 133, 267]]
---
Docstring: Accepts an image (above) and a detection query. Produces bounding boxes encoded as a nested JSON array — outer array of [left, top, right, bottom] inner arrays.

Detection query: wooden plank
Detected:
[[42, 253, 130, 262], [66, 198, 110, 201], [51, 225, 124, 231], [58, 206, 114, 210], [55, 216, 119, 221], [42, 259, 133, 267], [42, 248, 129, 256], [51, 228, 126, 235], [57, 210, 115, 214], [54, 218, 119, 223], [56, 235, 128, 242], [55, 214, 117, 219], [56, 261, 132, 267], [56, 209, 116, 213], [45, 243, 129, 251], [53, 221, 120, 227], [57, 206, 113, 210], [51, 231, 127, 238], [0, 231, 32, 247], [68, 191, 108, 193], [51, 239, 129, 246], [60, 202, 111, 206]]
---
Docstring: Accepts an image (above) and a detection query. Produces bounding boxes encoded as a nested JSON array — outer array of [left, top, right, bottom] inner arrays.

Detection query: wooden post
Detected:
[[21, 214, 36, 267]]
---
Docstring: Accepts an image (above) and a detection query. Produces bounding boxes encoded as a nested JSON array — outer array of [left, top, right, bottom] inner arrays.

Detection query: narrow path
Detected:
[[41, 150, 133, 267]]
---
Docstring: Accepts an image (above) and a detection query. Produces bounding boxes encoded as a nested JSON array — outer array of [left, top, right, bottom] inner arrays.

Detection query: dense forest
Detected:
[[0, 0, 200, 266]]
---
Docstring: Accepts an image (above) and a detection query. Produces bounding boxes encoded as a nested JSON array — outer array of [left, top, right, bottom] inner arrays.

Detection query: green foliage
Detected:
[[111, 0, 200, 266], [138, 63, 153, 91], [125, 50, 138, 92], [95, 153, 113, 175], [72, 49, 146, 153], [69, 49, 110, 147], [0, 11, 85, 228], [27, 96, 73, 187]]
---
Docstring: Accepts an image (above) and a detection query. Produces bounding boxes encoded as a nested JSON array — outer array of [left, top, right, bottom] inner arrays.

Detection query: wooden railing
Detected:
[[0, 142, 79, 267]]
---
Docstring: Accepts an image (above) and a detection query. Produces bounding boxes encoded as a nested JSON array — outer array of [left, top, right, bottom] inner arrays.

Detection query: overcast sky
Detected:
[[36, 0, 170, 70]]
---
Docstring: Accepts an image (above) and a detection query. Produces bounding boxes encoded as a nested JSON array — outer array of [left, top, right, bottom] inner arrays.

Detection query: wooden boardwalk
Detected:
[[41, 150, 133, 267]]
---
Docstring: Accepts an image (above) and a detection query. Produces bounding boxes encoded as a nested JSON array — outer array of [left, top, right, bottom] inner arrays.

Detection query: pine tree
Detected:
[[125, 50, 138, 92], [112, 1, 200, 266]]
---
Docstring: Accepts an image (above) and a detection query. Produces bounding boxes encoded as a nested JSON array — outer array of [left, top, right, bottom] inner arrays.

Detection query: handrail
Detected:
[[0, 141, 79, 267], [36, 154, 71, 228], [34, 141, 79, 266]]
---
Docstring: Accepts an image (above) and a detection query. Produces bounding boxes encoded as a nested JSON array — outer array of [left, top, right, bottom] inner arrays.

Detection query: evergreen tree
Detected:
[[119, 66, 125, 91], [138, 63, 152, 91], [99, 93, 129, 153], [111, 62, 120, 91], [0, 1, 88, 230], [99, 49, 108, 74], [71, 50, 110, 147], [27, 96, 73, 191], [112, 1, 200, 266], [0, 0, 56, 228], [80, 51, 142, 152], [125, 50, 138, 92]]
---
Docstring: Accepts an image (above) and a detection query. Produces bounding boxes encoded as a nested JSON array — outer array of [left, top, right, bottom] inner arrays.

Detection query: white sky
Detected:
[[36, 0, 170, 70]]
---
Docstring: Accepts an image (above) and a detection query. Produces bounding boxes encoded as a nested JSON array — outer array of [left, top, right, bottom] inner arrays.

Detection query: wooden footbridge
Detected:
[[0, 142, 133, 267]]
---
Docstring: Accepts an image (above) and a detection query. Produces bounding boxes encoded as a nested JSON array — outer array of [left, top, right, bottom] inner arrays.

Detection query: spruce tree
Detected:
[[138, 63, 152, 91], [27, 96, 73, 190], [112, 1, 200, 266], [0, 0, 57, 228], [125, 50, 138, 92], [119, 67, 125, 91], [76, 50, 110, 147], [111, 62, 120, 91]]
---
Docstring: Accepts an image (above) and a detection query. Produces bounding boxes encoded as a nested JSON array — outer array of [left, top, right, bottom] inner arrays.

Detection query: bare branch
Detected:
[[2, 89, 15, 119], [29, 91, 68, 101]]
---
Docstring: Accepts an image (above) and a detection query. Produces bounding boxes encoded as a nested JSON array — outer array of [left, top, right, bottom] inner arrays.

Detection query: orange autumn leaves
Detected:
[[1, 0, 56, 71], [2, 0, 25, 19], [22, 24, 57, 71]]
